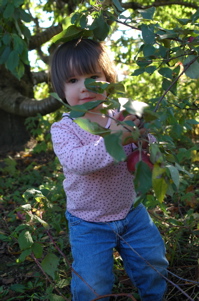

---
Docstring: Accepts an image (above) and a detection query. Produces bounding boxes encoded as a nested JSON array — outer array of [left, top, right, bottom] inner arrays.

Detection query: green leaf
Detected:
[[112, 0, 124, 13], [20, 47, 29, 64], [51, 26, 82, 43], [41, 253, 59, 279], [104, 132, 127, 161], [166, 165, 180, 189], [143, 109, 158, 122], [132, 65, 156, 76], [106, 82, 125, 95], [15, 62, 25, 79], [158, 67, 173, 79], [52, 25, 92, 44], [10, 284, 26, 293], [20, 24, 31, 40], [191, 7, 199, 23], [71, 12, 81, 25], [145, 66, 156, 74], [152, 165, 168, 202], [79, 14, 88, 28], [136, 57, 152, 67], [74, 118, 110, 136], [184, 55, 199, 79], [23, 188, 43, 201], [158, 45, 168, 58], [187, 119, 199, 125], [172, 123, 183, 137], [140, 24, 155, 44], [51, 92, 70, 109], [142, 44, 156, 57], [123, 100, 148, 118], [85, 78, 109, 93], [20, 203, 32, 211], [69, 100, 104, 118], [19, 248, 32, 262], [0, 46, 11, 64], [14, 0, 24, 7], [19, 9, 31, 22], [3, 3, 14, 18], [138, 7, 155, 20], [162, 78, 177, 95], [6, 50, 19, 71], [13, 34, 25, 54], [175, 163, 193, 178], [32, 242, 43, 258], [134, 161, 152, 194], [93, 13, 110, 41], [131, 68, 145, 76], [149, 144, 163, 164], [0, 234, 10, 242], [177, 18, 191, 25], [49, 294, 65, 301], [33, 215, 50, 229], [56, 279, 70, 288], [2, 33, 11, 45], [18, 230, 34, 250], [158, 31, 177, 40]]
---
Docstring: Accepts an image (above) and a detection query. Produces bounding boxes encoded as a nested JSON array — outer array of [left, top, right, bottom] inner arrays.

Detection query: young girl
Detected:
[[50, 38, 168, 301]]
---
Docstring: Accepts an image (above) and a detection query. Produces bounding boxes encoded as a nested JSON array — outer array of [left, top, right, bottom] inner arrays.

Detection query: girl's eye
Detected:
[[68, 78, 77, 83], [90, 75, 99, 80]]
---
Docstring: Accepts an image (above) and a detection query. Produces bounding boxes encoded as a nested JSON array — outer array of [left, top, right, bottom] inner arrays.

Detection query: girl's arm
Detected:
[[51, 120, 115, 175]]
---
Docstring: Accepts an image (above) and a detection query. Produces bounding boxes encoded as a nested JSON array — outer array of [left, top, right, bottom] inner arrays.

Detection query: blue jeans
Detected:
[[66, 204, 168, 301]]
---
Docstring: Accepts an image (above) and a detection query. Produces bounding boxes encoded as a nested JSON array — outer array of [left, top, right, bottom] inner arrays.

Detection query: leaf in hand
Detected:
[[69, 100, 104, 118], [104, 132, 127, 162], [74, 118, 111, 136], [85, 78, 109, 94]]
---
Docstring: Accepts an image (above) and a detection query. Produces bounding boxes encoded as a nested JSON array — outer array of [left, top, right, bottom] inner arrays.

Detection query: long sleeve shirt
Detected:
[[51, 114, 139, 222]]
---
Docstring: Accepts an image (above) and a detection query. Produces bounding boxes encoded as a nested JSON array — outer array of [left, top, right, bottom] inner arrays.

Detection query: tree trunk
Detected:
[[0, 66, 61, 153], [0, 66, 34, 153], [0, 109, 31, 154]]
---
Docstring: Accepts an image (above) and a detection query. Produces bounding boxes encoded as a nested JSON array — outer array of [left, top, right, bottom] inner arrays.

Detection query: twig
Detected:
[[168, 269, 199, 285], [106, 223, 195, 301], [91, 293, 137, 301], [154, 55, 199, 112], [46, 230, 100, 298], [31, 253, 70, 301]]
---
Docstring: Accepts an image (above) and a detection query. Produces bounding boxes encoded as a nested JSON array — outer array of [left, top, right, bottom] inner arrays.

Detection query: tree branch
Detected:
[[154, 55, 199, 112], [0, 87, 62, 117], [32, 71, 49, 85], [29, 24, 63, 50], [122, 0, 198, 10], [36, 47, 50, 65]]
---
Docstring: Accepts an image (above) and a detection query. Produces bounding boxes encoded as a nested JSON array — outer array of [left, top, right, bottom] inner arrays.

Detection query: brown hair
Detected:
[[50, 38, 116, 103]]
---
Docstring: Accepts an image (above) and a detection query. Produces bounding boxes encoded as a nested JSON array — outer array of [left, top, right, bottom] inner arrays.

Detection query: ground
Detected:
[[0, 148, 198, 300]]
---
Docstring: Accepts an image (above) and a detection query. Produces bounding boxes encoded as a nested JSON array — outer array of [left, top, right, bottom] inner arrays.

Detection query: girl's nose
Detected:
[[80, 79, 88, 92]]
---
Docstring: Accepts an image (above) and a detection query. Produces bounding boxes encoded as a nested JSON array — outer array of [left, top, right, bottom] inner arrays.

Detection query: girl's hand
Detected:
[[110, 113, 148, 146]]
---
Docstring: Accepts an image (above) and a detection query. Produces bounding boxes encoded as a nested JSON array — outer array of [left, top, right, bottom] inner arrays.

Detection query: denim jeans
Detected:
[[66, 204, 168, 301]]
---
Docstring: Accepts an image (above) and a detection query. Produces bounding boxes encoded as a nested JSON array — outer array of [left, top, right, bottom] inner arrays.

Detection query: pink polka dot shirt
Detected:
[[51, 113, 154, 222]]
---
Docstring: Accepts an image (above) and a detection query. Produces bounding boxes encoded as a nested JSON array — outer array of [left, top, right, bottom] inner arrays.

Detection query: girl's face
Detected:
[[63, 68, 107, 111]]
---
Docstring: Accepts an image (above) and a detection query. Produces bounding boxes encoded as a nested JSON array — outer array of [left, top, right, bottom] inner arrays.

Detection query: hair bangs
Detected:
[[63, 47, 100, 80]]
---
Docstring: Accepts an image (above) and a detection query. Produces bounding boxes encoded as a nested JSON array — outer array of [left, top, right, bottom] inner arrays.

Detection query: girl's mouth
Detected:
[[80, 97, 95, 102]]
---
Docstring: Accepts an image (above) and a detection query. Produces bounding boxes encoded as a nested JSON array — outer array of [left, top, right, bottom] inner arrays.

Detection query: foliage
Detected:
[[0, 0, 199, 300], [0, 0, 31, 79]]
